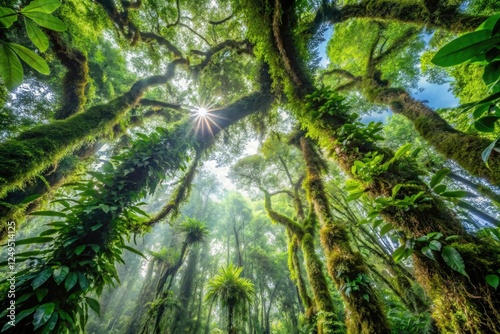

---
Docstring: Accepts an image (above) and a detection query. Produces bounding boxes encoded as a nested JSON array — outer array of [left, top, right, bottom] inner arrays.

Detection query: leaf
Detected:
[[30, 210, 67, 217], [474, 115, 499, 132], [35, 288, 48, 302], [482, 134, 500, 166], [485, 274, 499, 289], [433, 184, 447, 194], [74, 245, 86, 255], [52, 266, 69, 285], [473, 103, 492, 119], [33, 303, 55, 330], [32, 268, 53, 289], [392, 245, 407, 263], [16, 236, 53, 246], [428, 240, 442, 251], [0, 6, 17, 28], [85, 297, 100, 316], [40, 312, 58, 334], [483, 61, 500, 86], [421, 246, 436, 261], [7, 43, 49, 74], [476, 13, 500, 32], [391, 184, 402, 199], [23, 12, 66, 31], [21, 0, 61, 14], [346, 188, 365, 201], [441, 246, 468, 277], [64, 272, 78, 291], [440, 190, 468, 198], [380, 223, 393, 236], [0, 43, 23, 91], [431, 30, 500, 67], [123, 245, 146, 258], [25, 18, 49, 52], [20, 193, 42, 205], [77, 272, 89, 291], [393, 143, 412, 160], [430, 168, 450, 188]]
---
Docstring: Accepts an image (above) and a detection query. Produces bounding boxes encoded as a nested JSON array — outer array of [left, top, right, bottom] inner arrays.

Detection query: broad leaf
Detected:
[[485, 274, 499, 289], [483, 61, 500, 86], [441, 246, 468, 277], [482, 134, 500, 166], [33, 303, 55, 330], [35, 288, 49, 302], [23, 12, 66, 31], [393, 143, 412, 160], [21, 0, 61, 14], [52, 266, 69, 285], [431, 30, 500, 67], [25, 18, 49, 52], [474, 115, 499, 132], [430, 168, 450, 188], [0, 6, 17, 28], [32, 268, 53, 289], [421, 246, 436, 261], [380, 223, 393, 236], [8, 43, 49, 74], [428, 240, 442, 251], [74, 245, 86, 255], [64, 272, 78, 291], [85, 297, 100, 316], [40, 312, 58, 334], [476, 13, 500, 33], [0, 43, 23, 91], [433, 184, 447, 194]]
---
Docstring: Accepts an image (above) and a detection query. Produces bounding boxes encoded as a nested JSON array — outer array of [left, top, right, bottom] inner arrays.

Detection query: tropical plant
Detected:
[[205, 264, 254, 334]]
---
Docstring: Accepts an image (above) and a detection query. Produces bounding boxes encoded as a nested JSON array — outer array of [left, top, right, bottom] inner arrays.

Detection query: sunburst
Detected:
[[188, 100, 227, 138]]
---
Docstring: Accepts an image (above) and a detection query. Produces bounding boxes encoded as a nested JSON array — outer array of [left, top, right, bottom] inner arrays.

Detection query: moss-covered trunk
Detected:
[[0, 59, 187, 199], [299, 136, 390, 334], [303, 107, 500, 333], [369, 85, 500, 186]]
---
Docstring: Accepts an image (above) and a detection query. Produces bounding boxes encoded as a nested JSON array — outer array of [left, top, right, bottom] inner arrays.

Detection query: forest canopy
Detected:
[[0, 0, 500, 333]]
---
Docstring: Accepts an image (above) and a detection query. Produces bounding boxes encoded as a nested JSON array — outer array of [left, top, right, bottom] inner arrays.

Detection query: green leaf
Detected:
[[3, 306, 37, 331], [391, 184, 402, 199], [485, 274, 499, 289], [430, 168, 450, 188], [16, 236, 53, 246], [441, 246, 468, 277], [64, 272, 78, 291], [123, 245, 146, 258], [23, 12, 66, 31], [431, 30, 500, 67], [52, 266, 69, 285], [393, 143, 412, 160], [428, 240, 442, 251], [0, 43, 23, 91], [77, 272, 89, 291], [482, 134, 500, 165], [483, 61, 500, 86], [421, 246, 436, 261], [433, 184, 447, 194], [473, 103, 492, 119], [7, 43, 49, 74], [35, 288, 48, 302], [33, 303, 55, 330], [440, 190, 468, 198], [40, 312, 58, 334], [25, 18, 49, 52], [32, 268, 53, 289], [85, 297, 100, 316], [474, 115, 499, 132], [20, 193, 42, 205], [477, 13, 500, 32], [392, 245, 407, 263], [346, 188, 365, 201], [74, 245, 86, 255], [21, 0, 61, 14], [30, 210, 67, 217], [380, 223, 393, 236], [0, 6, 17, 28]]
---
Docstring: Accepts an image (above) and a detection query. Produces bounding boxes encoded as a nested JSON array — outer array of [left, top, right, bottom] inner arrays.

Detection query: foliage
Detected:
[[0, 0, 67, 90], [432, 14, 500, 163]]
